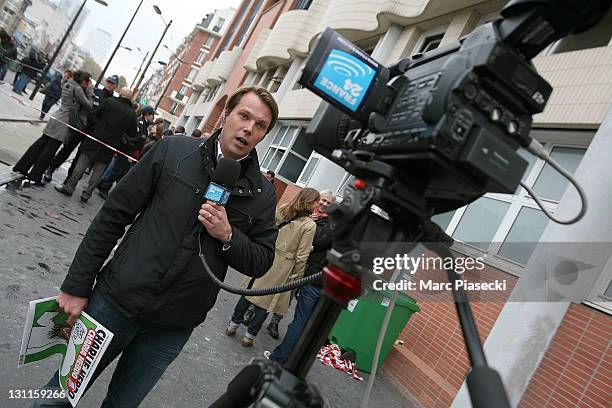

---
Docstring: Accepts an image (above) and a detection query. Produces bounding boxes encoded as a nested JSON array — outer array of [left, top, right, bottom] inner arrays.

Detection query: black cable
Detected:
[[198, 230, 322, 296]]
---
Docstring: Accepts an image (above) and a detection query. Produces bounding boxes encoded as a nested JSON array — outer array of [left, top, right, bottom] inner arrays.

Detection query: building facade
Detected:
[[154, 7, 235, 125], [177, 1, 612, 406], [81, 27, 112, 66], [0, 0, 31, 35]]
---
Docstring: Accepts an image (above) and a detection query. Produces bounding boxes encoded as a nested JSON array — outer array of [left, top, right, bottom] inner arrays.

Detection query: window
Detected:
[[204, 85, 220, 102], [269, 66, 288, 93], [195, 50, 208, 65], [261, 125, 313, 183], [176, 85, 189, 101], [170, 102, 180, 115], [212, 17, 225, 33], [236, 0, 265, 48], [298, 155, 320, 185], [204, 36, 215, 49], [260, 69, 275, 90], [417, 32, 444, 54], [434, 140, 587, 272], [336, 173, 354, 198], [296, 0, 313, 10], [186, 68, 198, 82]]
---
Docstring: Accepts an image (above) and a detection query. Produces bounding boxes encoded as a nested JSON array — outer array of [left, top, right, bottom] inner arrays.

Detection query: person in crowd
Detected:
[[30, 85, 278, 407], [39, 69, 72, 120], [44, 75, 119, 182], [12, 70, 93, 186], [191, 128, 202, 138], [0, 35, 17, 82], [54, 87, 138, 203], [266, 190, 336, 363], [141, 117, 164, 156], [164, 125, 175, 136], [227, 188, 319, 347], [13, 49, 45, 95], [202, 132, 211, 139], [174, 125, 186, 136], [97, 105, 156, 199]]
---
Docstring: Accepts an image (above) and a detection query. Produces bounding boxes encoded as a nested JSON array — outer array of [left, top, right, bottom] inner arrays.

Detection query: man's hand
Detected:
[[198, 201, 232, 242], [57, 291, 88, 326]]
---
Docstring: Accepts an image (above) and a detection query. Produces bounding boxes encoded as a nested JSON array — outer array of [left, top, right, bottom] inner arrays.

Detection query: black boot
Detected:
[[267, 321, 279, 339]]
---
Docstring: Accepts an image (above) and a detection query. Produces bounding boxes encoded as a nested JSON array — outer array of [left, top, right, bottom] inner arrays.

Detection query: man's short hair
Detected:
[[320, 189, 336, 201], [266, 170, 275, 178], [225, 86, 279, 134], [175, 125, 186, 134]]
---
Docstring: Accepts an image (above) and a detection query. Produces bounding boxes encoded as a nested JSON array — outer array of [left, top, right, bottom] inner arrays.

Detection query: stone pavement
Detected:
[[0, 96, 413, 407]]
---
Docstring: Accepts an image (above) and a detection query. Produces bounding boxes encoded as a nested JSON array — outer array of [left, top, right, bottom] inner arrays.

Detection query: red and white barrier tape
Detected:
[[0, 86, 139, 162]]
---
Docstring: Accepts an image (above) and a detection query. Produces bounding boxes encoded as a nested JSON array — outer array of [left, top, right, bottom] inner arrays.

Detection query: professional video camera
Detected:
[[302, 0, 608, 219], [210, 1, 610, 407]]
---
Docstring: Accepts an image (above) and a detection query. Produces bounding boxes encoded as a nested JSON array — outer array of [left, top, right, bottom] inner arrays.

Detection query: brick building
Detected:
[[154, 8, 235, 125], [176, 0, 612, 406]]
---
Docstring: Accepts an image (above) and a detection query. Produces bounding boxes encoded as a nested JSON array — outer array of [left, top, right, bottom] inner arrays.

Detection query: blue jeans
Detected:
[[231, 296, 269, 337], [31, 290, 193, 407], [98, 156, 131, 192], [0, 63, 8, 81], [13, 73, 32, 94], [270, 285, 322, 364]]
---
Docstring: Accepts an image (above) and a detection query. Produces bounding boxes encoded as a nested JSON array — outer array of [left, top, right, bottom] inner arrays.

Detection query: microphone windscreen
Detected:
[[213, 157, 241, 188]]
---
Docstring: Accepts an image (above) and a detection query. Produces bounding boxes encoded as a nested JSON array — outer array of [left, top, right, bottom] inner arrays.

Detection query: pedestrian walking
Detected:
[[227, 188, 319, 347], [39, 70, 72, 120], [267, 190, 336, 364], [54, 87, 138, 202], [44, 75, 119, 182], [12, 49, 45, 95], [12, 70, 93, 185]]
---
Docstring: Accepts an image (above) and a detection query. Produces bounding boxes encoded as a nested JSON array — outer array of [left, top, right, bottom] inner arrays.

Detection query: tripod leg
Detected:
[[284, 293, 345, 379]]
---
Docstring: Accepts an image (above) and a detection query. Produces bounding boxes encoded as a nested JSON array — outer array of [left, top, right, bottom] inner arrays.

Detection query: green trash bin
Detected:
[[328, 290, 420, 373]]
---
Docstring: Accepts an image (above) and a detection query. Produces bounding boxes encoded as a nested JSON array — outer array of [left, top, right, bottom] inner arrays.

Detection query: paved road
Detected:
[[0, 87, 412, 407]]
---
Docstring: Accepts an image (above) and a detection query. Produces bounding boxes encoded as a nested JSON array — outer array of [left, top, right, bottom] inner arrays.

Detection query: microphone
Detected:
[[204, 157, 241, 205]]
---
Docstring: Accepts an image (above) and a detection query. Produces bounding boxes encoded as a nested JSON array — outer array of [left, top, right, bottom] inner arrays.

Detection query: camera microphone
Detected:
[[204, 157, 241, 205]]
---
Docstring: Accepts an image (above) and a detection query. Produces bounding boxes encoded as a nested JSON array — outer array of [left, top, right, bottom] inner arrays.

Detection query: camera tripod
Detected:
[[210, 151, 510, 408]]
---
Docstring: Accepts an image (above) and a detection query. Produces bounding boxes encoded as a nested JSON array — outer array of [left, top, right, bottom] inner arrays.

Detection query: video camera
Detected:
[[211, 1, 610, 407], [300, 0, 610, 219]]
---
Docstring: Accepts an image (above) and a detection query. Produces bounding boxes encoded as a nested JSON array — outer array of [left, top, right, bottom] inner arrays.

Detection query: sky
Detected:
[[75, 0, 242, 85]]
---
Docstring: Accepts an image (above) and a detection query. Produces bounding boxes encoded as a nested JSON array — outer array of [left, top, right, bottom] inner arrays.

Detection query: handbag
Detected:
[[68, 86, 88, 131]]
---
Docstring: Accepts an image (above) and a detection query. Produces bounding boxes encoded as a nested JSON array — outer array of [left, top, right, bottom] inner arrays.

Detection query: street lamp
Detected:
[[96, 0, 144, 85], [133, 5, 172, 96], [29, 0, 108, 100], [130, 50, 149, 88]]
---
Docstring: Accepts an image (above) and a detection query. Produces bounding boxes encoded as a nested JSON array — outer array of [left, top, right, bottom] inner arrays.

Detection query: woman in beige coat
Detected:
[[227, 188, 320, 347]]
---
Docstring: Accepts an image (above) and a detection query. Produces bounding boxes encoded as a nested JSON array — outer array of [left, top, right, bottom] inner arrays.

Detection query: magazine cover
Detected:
[[19, 296, 114, 407]]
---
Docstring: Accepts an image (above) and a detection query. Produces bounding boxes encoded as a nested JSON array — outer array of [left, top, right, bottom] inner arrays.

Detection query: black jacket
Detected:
[[61, 133, 278, 327], [304, 216, 333, 287], [79, 96, 138, 163]]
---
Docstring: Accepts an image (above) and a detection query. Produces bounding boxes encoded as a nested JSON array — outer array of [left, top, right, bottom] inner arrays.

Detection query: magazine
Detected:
[[19, 296, 114, 407]]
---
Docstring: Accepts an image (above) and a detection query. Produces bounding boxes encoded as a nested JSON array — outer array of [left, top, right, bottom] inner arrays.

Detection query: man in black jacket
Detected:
[[96, 105, 156, 199], [33, 86, 279, 407], [55, 87, 138, 202], [268, 190, 336, 364]]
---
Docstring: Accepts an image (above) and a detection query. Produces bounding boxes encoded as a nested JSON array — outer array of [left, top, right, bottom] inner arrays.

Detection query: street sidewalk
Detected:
[[0, 175, 413, 407]]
